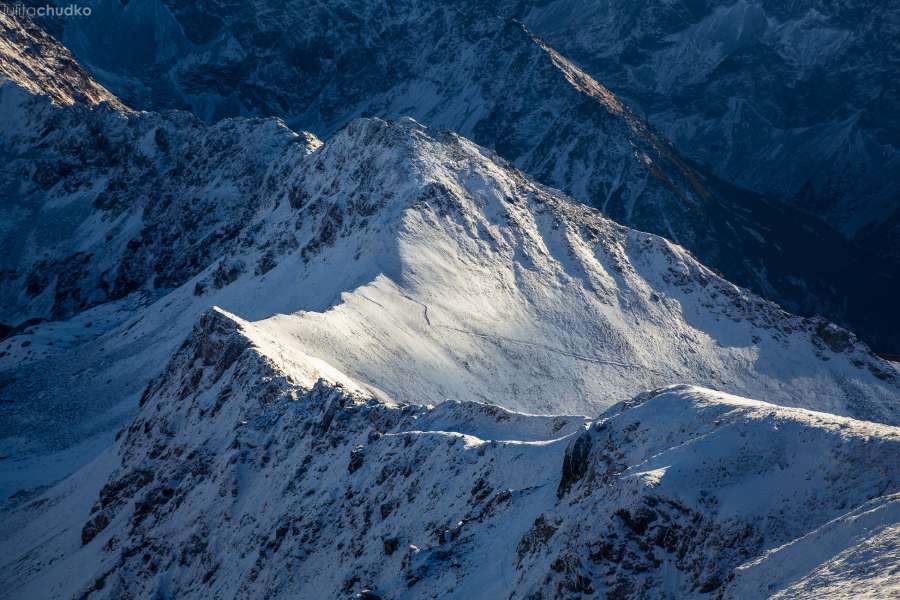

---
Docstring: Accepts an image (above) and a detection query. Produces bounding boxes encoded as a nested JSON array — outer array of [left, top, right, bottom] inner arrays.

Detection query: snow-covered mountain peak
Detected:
[[4, 96, 897, 423], [48, 0, 900, 351], [142, 115, 897, 422]]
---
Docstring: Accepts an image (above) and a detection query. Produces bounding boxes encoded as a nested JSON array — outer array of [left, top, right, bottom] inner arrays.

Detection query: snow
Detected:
[[3, 109, 898, 503], [3, 317, 896, 598], [36, 0, 900, 354], [730, 495, 900, 598], [0, 19, 898, 596], [0, 110, 895, 597]]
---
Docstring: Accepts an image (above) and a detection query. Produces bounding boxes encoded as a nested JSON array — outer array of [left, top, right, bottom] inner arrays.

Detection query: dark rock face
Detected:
[[348, 446, 365, 474], [815, 321, 854, 353], [81, 512, 110, 545], [556, 430, 592, 498], [512, 0, 900, 253], [382, 537, 399, 556]]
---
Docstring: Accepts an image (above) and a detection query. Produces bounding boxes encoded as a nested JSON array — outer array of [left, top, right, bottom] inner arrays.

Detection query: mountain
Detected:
[[0, 7, 123, 109], [48, 0, 900, 352], [1, 11, 899, 599], [0, 81, 320, 328], [0, 86, 323, 496], [1, 10, 897, 478], [3, 86, 898, 456], [512, 0, 900, 261], [2, 308, 898, 598]]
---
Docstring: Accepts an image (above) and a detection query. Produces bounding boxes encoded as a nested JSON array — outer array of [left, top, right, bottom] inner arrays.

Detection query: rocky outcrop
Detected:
[[0, 8, 124, 109]]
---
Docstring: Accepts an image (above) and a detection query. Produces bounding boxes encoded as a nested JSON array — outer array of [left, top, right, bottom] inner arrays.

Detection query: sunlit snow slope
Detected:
[[2, 308, 897, 598]]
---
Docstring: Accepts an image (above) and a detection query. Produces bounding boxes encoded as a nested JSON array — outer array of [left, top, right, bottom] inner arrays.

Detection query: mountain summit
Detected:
[[3, 100, 897, 425], [53, 0, 900, 351]]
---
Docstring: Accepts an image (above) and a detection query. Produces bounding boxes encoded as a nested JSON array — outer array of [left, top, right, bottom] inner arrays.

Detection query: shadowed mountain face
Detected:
[[512, 0, 900, 253], [46, 0, 900, 352]]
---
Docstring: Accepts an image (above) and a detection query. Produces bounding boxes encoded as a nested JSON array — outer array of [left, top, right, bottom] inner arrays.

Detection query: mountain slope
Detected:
[[3, 108, 898, 516], [513, 0, 900, 252], [52, 0, 900, 352], [3, 87, 899, 501], [4, 102, 897, 426], [2, 307, 897, 599], [184, 115, 898, 420], [0, 83, 321, 328], [0, 7, 123, 109], [0, 80, 322, 494]]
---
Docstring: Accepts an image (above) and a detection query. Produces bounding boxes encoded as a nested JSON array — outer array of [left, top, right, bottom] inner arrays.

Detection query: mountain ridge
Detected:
[[4, 100, 898, 496], [0, 7, 124, 110], [50, 0, 900, 351], [3, 302, 897, 598], [512, 0, 900, 251]]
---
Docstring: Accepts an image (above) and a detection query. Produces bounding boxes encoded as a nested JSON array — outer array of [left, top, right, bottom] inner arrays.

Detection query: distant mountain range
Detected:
[[513, 0, 900, 259]]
